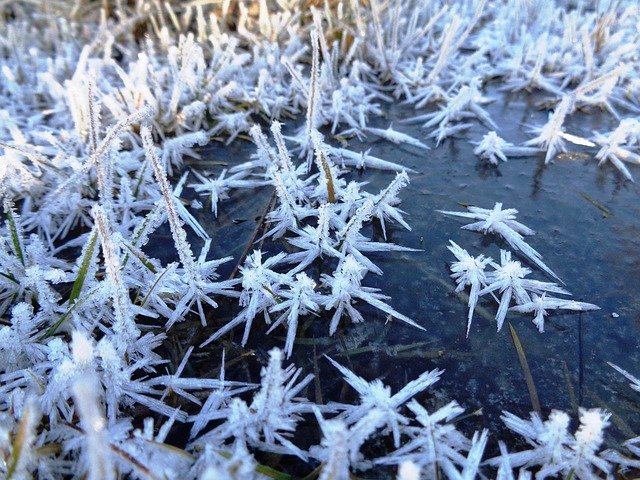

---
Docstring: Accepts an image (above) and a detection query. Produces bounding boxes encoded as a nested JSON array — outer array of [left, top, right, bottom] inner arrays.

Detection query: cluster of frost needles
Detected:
[[443, 203, 599, 336], [1, 0, 639, 479]]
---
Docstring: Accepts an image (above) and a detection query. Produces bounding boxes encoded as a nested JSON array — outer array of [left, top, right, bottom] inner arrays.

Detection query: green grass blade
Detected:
[[122, 205, 161, 269], [3, 199, 25, 266], [138, 267, 170, 307], [123, 242, 157, 274], [216, 451, 293, 480], [0, 271, 19, 285], [133, 160, 148, 198], [68, 228, 98, 306], [41, 287, 99, 340]]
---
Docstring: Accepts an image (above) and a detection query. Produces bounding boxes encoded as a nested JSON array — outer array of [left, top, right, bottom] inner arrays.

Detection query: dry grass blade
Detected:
[[579, 192, 610, 218], [508, 322, 541, 416], [562, 360, 579, 416], [6, 400, 39, 480], [317, 149, 336, 203]]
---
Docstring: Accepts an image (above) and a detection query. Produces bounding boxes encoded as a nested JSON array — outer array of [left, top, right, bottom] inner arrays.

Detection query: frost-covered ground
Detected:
[[1, 1, 640, 478]]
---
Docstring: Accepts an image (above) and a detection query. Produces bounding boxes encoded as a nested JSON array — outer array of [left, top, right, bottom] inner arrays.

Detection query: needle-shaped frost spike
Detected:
[[477, 250, 570, 331], [365, 124, 430, 150], [439, 202, 562, 282], [187, 349, 255, 440], [500, 32, 563, 96], [161, 131, 208, 176], [523, 95, 594, 164], [335, 199, 417, 276], [376, 399, 484, 479], [195, 348, 313, 460], [477, 250, 531, 331], [490, 409, 613, 479], [609, 363, 640, 393], [473, 131, 539, 165], [441, 429, 489, 480], [172, 172, 209, 240], [370, 170, 412, 240], [424, 83, 495, 129], [447, 241, 492, 337], [201, 251, 289, 348], [331, 146, 413, 172], [325, 355, 443, 450], [189, 169, 267, 218], [286, 203, 342, 274], [509, 293, 599, 332], [309, 409, 351, 480], [593, 118, 640, 182], [267, 273, 322, 358], [488, 410, 572, 473], [264, 169, 316, 239], [321, 255, 424, 335]]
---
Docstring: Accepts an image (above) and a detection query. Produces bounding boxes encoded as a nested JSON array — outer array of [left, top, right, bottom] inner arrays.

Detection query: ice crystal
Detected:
[[439, 202, 562, 282], [478, 250, 569, 332], [365, 124, 430, 150], [195, 348, 313, 460], [492, 409, 613, 479], [375, 399, 488, 480], [266, 273, 322, 358], [473, 131, 539, 165], [309, 409, 352, 480], [326, 356, 442, 451], [189, 169, 268, 218], [523, 95, 594, 164], [593, 118, 640, 181], [447, 241, 492, 337], [321, 255, 424, 335], [509, 293, 600, 332], [202, 250, 289, 347]]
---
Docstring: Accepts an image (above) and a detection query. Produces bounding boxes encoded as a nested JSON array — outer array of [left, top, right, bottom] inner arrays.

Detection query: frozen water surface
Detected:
[[167, 91, 640, 455]]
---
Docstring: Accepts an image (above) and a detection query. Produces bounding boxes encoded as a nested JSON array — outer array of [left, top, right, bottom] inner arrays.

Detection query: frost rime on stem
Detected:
[[305, 29, 321, 170], [92, 205, 140, 347], [5, 398, 40, 479], [141, 124, 200, 284]]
